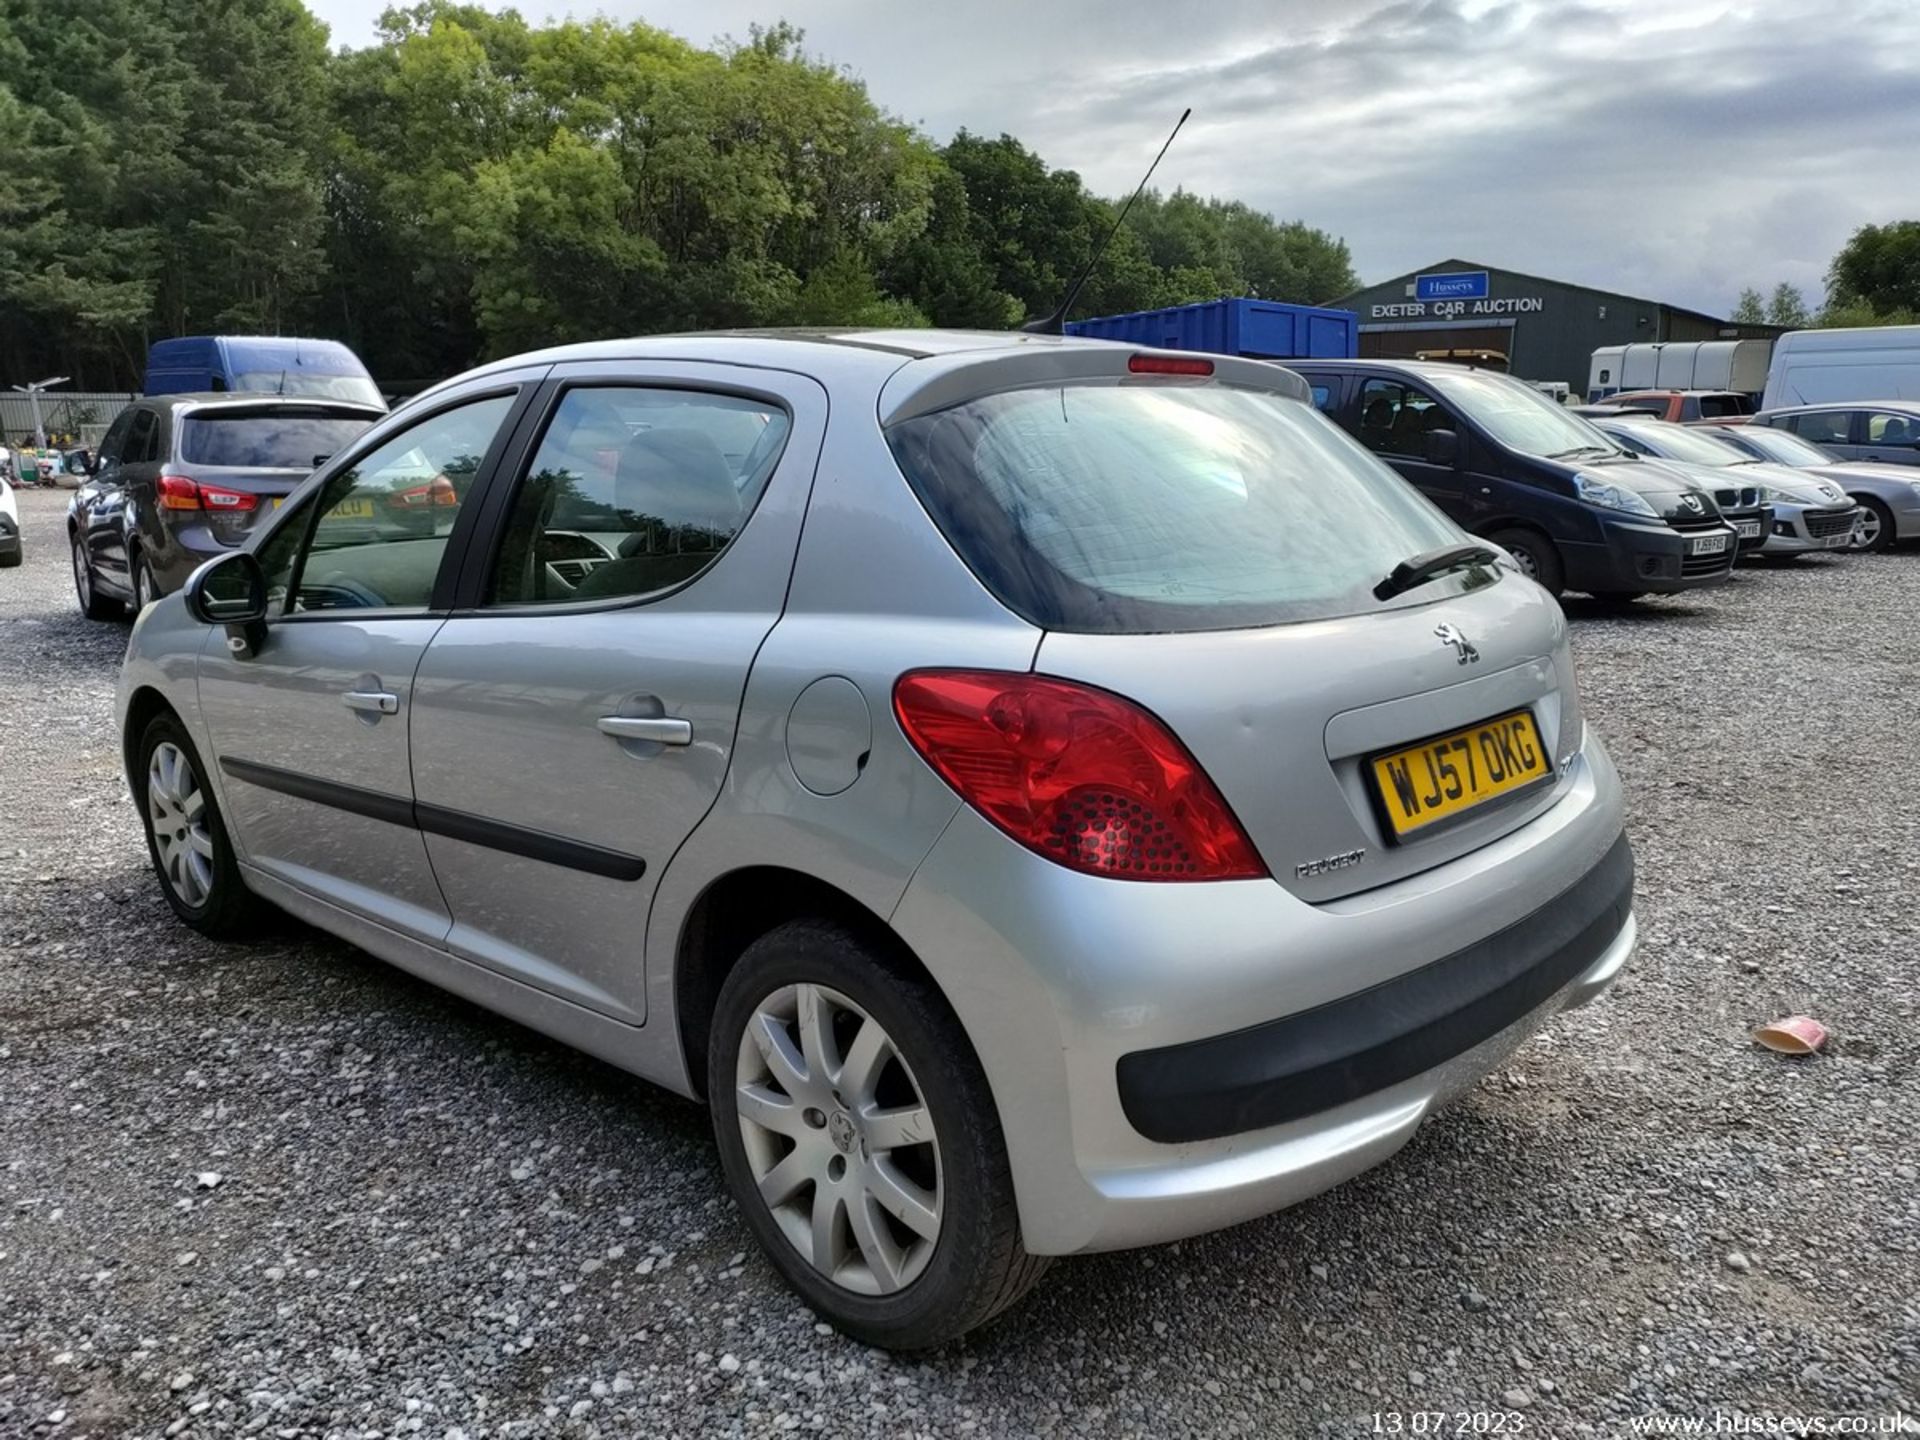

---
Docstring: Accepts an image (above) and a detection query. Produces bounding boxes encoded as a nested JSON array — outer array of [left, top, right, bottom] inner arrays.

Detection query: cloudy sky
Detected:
[[305, 0, 1920, 316]]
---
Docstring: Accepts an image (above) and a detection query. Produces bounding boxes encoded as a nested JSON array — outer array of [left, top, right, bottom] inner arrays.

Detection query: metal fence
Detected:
[[0, 390, 138, 448]]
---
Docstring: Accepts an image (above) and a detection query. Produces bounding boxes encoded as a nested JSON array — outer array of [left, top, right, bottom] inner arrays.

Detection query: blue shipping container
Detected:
[[1064, 297, 1358, 360]]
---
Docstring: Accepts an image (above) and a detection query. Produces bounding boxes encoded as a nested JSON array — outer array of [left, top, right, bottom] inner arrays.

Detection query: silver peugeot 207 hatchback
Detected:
[[118, 331, 1634, 1348]]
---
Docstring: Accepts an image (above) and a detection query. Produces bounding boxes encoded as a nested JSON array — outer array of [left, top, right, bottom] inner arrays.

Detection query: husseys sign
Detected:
[[1371, 271, 1546, 320]]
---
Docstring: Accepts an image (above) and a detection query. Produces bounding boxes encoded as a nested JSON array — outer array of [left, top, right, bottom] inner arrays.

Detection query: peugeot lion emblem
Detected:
[[1434, 622, 1480, 665], [1682, 494, 1704, 513]]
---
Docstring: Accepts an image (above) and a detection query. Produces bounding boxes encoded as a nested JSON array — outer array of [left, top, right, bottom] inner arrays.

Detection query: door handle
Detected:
[[597, 715, 692, 746], [344, 690, 399, 715]]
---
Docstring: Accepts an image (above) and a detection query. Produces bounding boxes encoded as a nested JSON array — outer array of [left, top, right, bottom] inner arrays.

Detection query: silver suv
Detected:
[[117, 332, 1635, 1348]]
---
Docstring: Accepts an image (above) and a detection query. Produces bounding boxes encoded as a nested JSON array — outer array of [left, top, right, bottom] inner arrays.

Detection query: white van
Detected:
[[1762, 326, 1920, 409]]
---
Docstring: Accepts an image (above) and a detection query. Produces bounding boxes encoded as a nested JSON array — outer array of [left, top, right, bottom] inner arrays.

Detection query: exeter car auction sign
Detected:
[[1372, 271, 1547, 321]]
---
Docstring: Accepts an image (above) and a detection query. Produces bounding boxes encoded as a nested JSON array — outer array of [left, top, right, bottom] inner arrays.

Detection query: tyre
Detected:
[[1849, 496, 1895, 553], [136, 712, 268, 938], [1587, 591, 1646, 604], [1487, 526, 1565, 597], [131, 551, 158, 611], [708, 919, 1046, 1349], [0, 544, 20, 569], [73, 536, 123, 620]]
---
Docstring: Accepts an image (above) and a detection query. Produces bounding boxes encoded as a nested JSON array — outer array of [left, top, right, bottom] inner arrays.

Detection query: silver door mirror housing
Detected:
[[1424, 427, 1460, 467], [185, 550, 267, 627]]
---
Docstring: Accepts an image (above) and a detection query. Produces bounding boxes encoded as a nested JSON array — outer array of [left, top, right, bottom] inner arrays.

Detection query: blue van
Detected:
[[144, 336, 385, 410]]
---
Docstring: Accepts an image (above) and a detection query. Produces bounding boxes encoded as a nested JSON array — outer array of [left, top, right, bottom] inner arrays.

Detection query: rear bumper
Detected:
[[1560, 517, 1734, 594], [1117, 834, 1633, 1143], [890, 726, 1631, 1255]]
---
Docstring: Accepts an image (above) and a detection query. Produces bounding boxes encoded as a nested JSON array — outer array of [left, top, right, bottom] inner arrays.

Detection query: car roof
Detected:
[[1765, 399, 1920, 413], [1284, 357, 1507, 384], [456, 327, 1128, 375]]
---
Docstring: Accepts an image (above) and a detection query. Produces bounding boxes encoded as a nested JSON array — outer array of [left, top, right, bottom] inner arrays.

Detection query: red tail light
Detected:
[[1128, 354, 1214, 376], [157, 475, 201, 510], [892, 670, 1265, 881], [388, 475, 459, 509], [157, 476, 256, 512]]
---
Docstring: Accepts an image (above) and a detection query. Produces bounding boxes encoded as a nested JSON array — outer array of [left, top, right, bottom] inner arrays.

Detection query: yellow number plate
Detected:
[[325, 496, 375, 520], [1370, 709, 1550, 839]]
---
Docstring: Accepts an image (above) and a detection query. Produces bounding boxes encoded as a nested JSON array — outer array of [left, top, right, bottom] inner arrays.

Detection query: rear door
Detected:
[[1785, 408, 1857, 456], [407, 362, 827, 1023], [196, 376, 541, 941], [93, 406, 163, 592]]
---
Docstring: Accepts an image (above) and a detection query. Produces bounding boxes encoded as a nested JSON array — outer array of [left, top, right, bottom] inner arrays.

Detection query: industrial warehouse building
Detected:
[[1331, 260, 1784, 390]]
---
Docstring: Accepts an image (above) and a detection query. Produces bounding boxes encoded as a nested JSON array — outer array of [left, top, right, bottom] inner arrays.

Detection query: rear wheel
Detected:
[[131, 552, 157, 611], [1487, 526, 1565, 597], [73, 536, 123, 620], [708, 919, 1046, 1349], [136, 712, 268, 938], [1849, 497, 1894, 553]]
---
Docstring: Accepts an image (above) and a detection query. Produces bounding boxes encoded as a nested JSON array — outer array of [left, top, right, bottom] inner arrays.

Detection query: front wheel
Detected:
[[1850, 497, 1895, 553], [708, 920, 1046, 1349], [73, 536, 123, 620], [1487, 526, 1565, 597]]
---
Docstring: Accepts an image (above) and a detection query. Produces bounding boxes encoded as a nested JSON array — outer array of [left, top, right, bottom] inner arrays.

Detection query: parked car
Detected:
[[1598, 389, 1753, 422], [1286, 358, 1734, 600], [1588, 419, 1773, 554], [145, 335, 386, 410], [1712, 425, 1920, 552], [69, 394, 381, 618], [1748, 401, 1920, 468], [116, 331, 1636, 1348], [0, 470, 20, 568], [1587, 417, 1855, 558], [1761, 325, 1920, 411]]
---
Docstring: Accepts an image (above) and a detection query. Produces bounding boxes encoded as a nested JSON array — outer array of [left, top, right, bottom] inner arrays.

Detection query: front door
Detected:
[[196, 385, 531, 942], [408, 363, 828, 1023], [1861, 410, 1920, 467], [1355, 375, 1471, 519]]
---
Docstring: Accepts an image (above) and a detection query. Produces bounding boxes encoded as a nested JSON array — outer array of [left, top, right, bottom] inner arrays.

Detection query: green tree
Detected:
[[1766, 283, 1811, 328], [1731, 287, 1766, 324], [1826, 221, 1920, 318]]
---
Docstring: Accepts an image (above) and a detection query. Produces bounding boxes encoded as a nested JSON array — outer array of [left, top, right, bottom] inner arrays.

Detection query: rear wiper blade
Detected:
[[1373, 542, 1500, 601]]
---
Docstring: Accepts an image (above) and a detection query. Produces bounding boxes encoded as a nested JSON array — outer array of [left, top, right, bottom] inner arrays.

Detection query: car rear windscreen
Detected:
[[886, 379, 1475, 634], [180, 413, 376, 469], [231, 371, 385, 407]]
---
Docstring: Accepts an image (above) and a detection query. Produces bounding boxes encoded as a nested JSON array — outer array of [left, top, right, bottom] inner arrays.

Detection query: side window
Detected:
[[486, 386, 792, 606], [1357, 378, 1454, 458], [1308, 383, 1337, 413], [1610, 430, 1652, 456], [285, 394, 514, 614], [1789, 410, 1853, 445], [95, 411, 133, 470], [123, 410, 160, 465], [1866, 411, 1918, 446], [255, 497, 314, 616]]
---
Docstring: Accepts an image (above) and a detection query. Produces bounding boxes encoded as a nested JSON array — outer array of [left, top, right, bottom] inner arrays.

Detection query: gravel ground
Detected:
[[3, 483, 1916, 1438]]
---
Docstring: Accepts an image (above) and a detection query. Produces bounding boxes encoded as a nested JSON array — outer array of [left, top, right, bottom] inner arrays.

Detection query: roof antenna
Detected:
[[1023, 107, 1190, 336]]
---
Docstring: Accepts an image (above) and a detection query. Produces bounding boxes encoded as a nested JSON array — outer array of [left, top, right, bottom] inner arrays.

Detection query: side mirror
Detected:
[[1423, 428, 1460, 467], [185, 550, 268, 656]]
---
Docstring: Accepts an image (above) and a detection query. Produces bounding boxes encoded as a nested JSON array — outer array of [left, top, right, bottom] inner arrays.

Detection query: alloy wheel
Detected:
[[734, 982, 943, 1295], [1851, 508, 1882, 551], [72, 540, 91, 607], [134, 562, 152, 610], [147, 741, 214, 907]]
